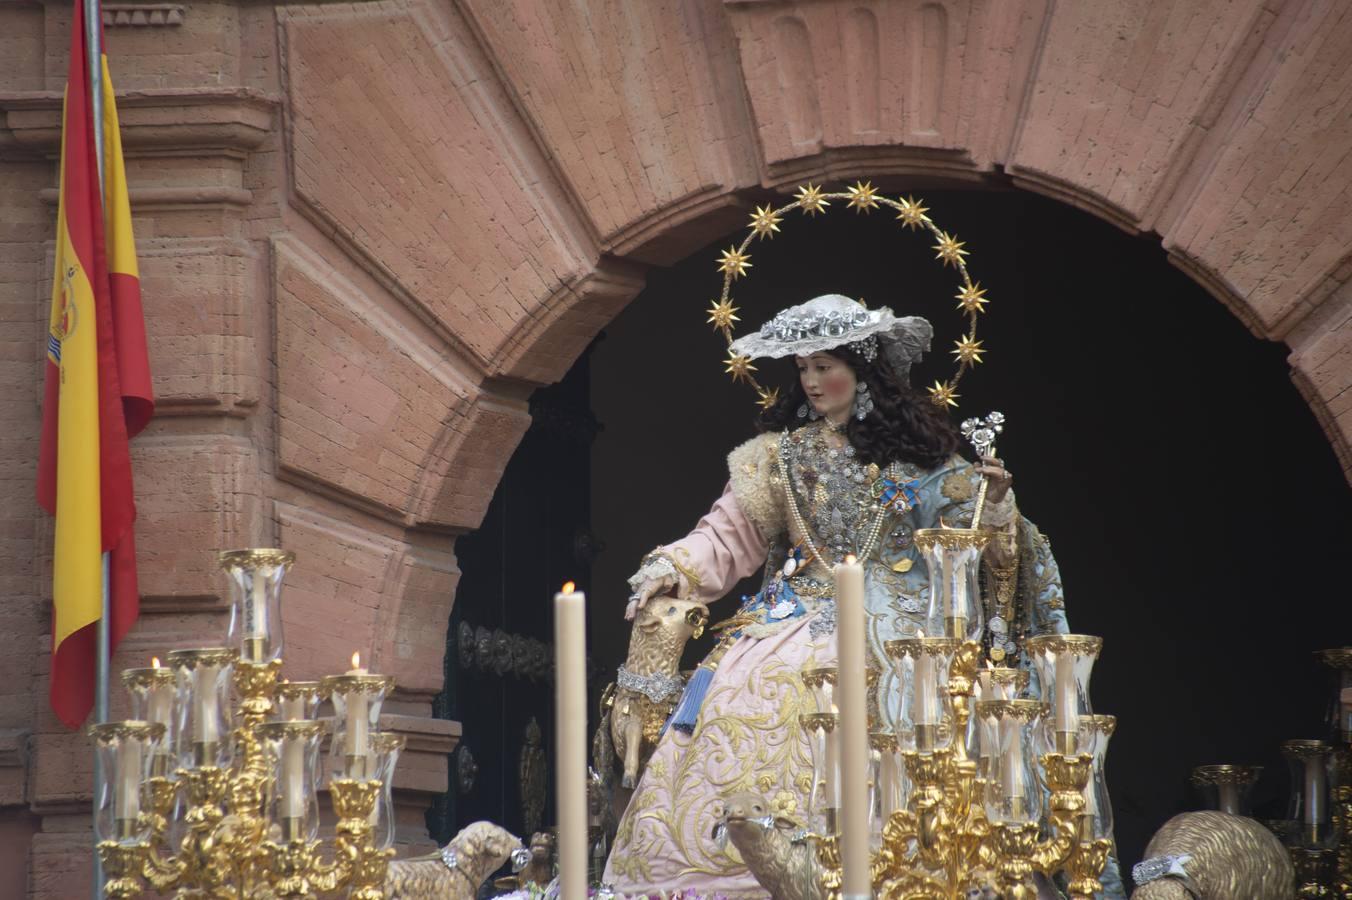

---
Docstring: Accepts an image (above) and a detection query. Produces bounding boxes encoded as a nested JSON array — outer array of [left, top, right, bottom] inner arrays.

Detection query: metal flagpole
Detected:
[[84, 1, 109, 897]]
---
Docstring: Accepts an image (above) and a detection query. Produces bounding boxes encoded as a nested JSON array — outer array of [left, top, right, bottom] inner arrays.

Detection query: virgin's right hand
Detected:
[[624, 572, 678, 621]]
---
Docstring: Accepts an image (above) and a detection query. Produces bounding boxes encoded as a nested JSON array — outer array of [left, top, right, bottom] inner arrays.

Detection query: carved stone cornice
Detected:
[[103, 4, 185, 27], [0, 87, 278, 158]]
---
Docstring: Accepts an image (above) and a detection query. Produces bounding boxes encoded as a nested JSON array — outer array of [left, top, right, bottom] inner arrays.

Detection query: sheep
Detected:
[[384, 821, 521, 900], [1130, 811, 1294, 900], [607, 597, 708, 789]]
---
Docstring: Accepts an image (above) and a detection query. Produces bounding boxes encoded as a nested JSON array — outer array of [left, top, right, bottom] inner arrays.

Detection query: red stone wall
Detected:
[[2, 0, 1352, 896]]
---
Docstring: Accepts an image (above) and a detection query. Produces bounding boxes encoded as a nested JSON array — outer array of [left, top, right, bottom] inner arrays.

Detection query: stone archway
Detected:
[[3, 0, 1352, 895], [265, 0, 1352, 708]]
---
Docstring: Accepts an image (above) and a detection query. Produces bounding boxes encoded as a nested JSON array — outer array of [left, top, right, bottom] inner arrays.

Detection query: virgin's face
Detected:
[[796, 352, 857, 424]]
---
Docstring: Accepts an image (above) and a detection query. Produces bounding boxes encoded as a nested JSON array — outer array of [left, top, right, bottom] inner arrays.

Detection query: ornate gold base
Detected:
[[97, 842, 147, 900]]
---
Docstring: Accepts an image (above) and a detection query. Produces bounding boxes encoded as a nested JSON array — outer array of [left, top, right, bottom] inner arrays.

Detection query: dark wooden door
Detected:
[[427, 346, 601, 848]]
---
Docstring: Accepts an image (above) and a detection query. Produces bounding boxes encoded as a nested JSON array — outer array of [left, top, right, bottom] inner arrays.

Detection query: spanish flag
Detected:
[[36, 0, 154, 729]]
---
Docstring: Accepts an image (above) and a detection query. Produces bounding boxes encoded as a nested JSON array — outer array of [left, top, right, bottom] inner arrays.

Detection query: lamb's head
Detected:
[[634, 597, 708, 641], [717, 792, 819, 900], [718, 792, 798, 845], [446, 821, 522, 879]]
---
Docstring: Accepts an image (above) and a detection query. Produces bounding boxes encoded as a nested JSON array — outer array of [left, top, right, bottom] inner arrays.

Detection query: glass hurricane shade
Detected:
[[914, 528, 988, 643], [976, 700, 1043, 825], [219, 549, 295, 664], [322, 673, 394, 780], [91, 721, 167, 844], [259, 721, 325, 842], [370, 733, 406, 850], [167, 648, 237, 769], [1024, 634, 1101, 755]]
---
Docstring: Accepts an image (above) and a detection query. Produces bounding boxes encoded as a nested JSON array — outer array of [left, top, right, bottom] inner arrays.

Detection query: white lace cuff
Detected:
[[627, 554, 677, 593]]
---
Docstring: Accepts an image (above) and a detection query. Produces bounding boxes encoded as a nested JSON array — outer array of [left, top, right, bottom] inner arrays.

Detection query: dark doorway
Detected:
[[587, 187, 1352, 871], [428, 349, 603, 849]]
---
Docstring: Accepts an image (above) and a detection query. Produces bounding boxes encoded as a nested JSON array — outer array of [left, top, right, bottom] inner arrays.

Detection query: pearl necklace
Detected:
[[778, 432, 897, 569]]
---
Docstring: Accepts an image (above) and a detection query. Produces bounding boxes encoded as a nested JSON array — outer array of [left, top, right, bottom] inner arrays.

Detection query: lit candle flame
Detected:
[[917, 628, 926, 640], [351, 651, 361, 670], [151, 656, 160, 669], [562, 580, 576, 594], [843, 553, 858, 565]]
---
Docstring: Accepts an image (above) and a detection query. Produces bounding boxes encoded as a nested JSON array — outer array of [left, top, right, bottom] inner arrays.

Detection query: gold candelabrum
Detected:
[[90, 549, 405, 899], [798, 528, 1113, 900]]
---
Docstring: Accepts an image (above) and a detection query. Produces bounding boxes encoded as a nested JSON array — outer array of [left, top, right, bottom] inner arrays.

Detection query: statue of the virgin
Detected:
[[602, 294, 1125, 899]]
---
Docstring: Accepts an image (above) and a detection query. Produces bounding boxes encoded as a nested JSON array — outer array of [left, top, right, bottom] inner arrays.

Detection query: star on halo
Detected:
[[895, 195, 931, 230], [932, 231, 969, 268], [846, 180, 880, 212], [749, 204, 783, 240], [724, 353, 758, 384], [956, 282, 989, 314], [794, 183, 830, 216], [756, 386, 781, 411], [952, 335, 986, 365], [927, 380, 960, 408], [717, 246, 752, 279], [706, 297, 741, 331]]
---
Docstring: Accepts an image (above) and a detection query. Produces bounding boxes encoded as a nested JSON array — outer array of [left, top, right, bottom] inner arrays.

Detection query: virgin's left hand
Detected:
[[975, 455, 1013, 504]]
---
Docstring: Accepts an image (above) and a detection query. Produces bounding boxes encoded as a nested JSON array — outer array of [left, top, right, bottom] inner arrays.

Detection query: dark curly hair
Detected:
[[757, 344, 961, 470]]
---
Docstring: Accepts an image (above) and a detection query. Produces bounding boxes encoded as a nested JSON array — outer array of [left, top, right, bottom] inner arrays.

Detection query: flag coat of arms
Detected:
[[36, 0, 154, 729]]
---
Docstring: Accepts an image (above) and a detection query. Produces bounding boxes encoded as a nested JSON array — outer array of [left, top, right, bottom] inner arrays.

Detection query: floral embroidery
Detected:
[[940, 470, 975, 503]]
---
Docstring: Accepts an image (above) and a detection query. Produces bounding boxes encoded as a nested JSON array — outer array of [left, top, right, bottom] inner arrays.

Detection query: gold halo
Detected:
[[711, 182, 989, 410]]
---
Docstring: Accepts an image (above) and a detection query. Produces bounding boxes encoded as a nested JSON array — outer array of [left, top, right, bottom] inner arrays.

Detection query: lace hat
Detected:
[[729, 294, 933, 382]]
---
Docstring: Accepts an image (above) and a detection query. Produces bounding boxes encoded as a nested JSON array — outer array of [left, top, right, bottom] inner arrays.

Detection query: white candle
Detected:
[[1304, 756, 1327, 827], [281, 732, 305, 821], [247, 568, 267, 644], [914, 632, 938, 736], [834, 558, 870, 896], [147, 659, 173, 730], [1002, 716, 1025, 806], [194, 662, 220, 745], [278, 683, 305, 722], [116, 731, 142, 826], [554, 583, 587, 900], [876, 741, 901, 818], [946, 553, 968, 638], [1217, 782, 1239, 815], [1054, 649, 1077, 745], [345, 652, 369, 766]]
